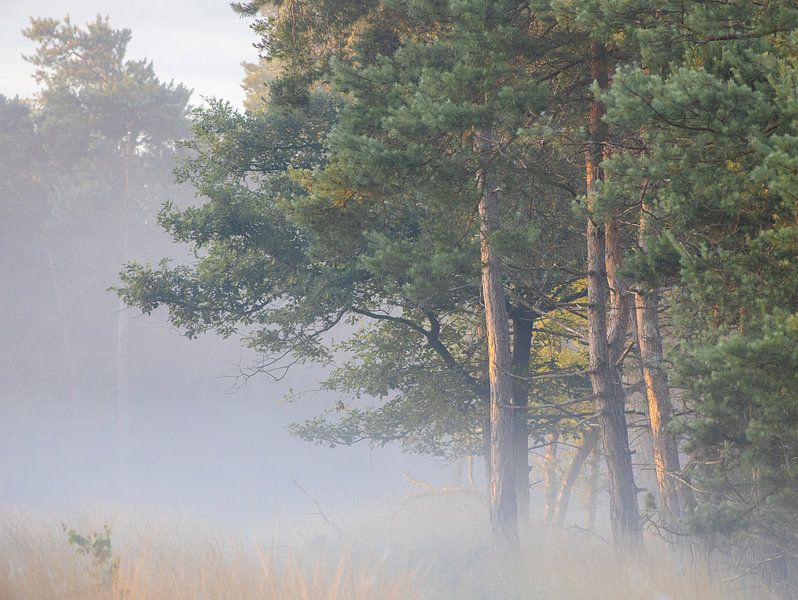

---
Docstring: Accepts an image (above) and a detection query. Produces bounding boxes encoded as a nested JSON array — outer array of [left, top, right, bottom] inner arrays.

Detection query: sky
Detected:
[[0, 0, 257, 106]]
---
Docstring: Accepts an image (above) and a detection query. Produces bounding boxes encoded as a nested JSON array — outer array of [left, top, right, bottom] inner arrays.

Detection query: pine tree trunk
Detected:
[[511, 310, 535, 524], [633, 204, 683, 527], [585, 41, 642, 552], [554, 428, 599, 526], [477, 126, 518, 548]]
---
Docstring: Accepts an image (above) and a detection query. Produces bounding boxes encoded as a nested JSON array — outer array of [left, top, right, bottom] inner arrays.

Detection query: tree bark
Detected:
[[633, 202, 684, 528], [511, 309, 535, 524], [554, 428, 599, 526], [477, 126, 518, 548], [585, 41, 642, 552]]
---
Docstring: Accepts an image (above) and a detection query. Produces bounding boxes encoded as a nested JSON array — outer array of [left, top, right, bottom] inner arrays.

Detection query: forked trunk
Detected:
[[554, 428, 599, 526]]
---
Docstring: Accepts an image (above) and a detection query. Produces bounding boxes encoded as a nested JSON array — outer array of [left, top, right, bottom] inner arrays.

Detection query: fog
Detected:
[[0, 157, 450, 528], [0, 5, 452, 532]]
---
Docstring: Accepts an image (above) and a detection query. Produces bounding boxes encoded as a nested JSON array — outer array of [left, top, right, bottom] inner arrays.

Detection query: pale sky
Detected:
[[0, 0, 258, 107]]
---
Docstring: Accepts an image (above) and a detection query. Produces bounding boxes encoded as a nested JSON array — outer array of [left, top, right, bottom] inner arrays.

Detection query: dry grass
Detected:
[[0, 497, 767, 599], [0, 508, 419, 600]]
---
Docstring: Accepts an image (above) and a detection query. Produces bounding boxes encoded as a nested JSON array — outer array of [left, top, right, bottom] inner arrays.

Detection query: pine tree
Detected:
[[121, 0, 594, 545]]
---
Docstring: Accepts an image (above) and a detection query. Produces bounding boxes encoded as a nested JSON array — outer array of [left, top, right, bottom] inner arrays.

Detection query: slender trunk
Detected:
[[477, 126, 518, 548], [585, 41, 642, 552], [554, 428, 599, 526], [635, 298, 681, 525], [115, 220, 131, 493], [115, 144, 134, 494], [587, 445, 601, 531], [467, 455, 476, 489], [542, 432, 559, 525], [511, 309, 535, 524], [454, 455, 465, 486], [634, 204, 683, 528]]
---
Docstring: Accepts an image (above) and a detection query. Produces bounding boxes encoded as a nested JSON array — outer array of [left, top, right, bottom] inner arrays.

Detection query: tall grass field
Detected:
[[0, 495, 766, 599]]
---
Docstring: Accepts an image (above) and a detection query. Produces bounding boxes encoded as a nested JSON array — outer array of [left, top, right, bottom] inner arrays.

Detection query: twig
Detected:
[[290, 476, 341, 536]]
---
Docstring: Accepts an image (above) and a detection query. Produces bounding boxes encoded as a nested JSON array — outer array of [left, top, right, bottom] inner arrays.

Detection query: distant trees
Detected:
[[0, 16, 192, 485], [117, 0, 798, 577]]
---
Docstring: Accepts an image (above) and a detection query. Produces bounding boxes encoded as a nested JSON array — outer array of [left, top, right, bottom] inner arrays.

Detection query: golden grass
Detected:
[[0, 497, 766, 599], [0, 508, 419, 600]]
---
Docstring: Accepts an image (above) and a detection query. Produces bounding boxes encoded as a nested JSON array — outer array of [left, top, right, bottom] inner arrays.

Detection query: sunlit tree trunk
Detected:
[[477, 126, 518, 548], [633, 202, 684, 528], [585, 41, 642, 552], [453, 455, 478, 490]]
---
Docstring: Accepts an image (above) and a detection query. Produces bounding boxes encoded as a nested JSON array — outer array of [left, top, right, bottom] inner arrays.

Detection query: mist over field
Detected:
[[0, 184, 448, 520], [2, 2, 798, 599]]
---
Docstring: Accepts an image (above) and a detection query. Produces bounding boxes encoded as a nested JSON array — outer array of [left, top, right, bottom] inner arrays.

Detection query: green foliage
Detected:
[[117, 94, 349, 362], [24, 15, 190, 152], [62, 524, 120, 590], [291, 315, 485, 457]]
